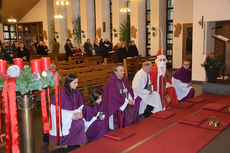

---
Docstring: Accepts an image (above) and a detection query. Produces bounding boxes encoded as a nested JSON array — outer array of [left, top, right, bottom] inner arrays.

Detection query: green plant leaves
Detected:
[[119, 21, 131, 47]]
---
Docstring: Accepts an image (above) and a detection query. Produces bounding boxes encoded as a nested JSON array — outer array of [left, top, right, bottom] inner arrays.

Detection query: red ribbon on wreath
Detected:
[[0, 75, 20, 153], [49, 69, 62, 144]]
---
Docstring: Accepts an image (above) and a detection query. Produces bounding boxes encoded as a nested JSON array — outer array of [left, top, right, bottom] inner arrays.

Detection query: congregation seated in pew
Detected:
[[172, 59, 195, 102]]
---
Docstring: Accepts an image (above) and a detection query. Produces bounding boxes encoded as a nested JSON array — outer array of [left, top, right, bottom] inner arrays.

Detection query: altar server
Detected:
[[49, 74, 86, 150], [82, 89, 106, 142], [172, 60, 195, 101]]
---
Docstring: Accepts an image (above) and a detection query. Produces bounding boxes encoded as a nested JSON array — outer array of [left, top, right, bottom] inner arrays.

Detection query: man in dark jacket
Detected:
[[127, 40, 139, 57], [84, 39, 93, 56], [64, 39, 74, 61], [17, 42, 30, 61]]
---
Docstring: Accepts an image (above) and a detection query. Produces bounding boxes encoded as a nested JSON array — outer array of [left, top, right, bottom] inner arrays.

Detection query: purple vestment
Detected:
[[173, 67, 191, 83], [82, 104, 106, 142], [49, 88, 87, 146], [173, 67, 195, 101], [102, 73, 139, 132]]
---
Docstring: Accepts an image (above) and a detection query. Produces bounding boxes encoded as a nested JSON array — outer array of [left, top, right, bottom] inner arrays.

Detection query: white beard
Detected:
[[157, 61, 166, 77]]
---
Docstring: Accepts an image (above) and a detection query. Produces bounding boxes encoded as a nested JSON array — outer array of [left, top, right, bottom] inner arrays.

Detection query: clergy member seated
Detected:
[[82, 89, 105, 142], [102, 64, 139, 132], [132, 61, 162, 118], [49, 74, 87, 151], [172, 60, 195, 101], [149, 49, 178, 110]]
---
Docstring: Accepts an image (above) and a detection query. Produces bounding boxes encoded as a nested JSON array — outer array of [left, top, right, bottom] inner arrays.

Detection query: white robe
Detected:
[[172, 77, 192, 101], [132, 68, 162, 115], [49, 104, 83, 136]]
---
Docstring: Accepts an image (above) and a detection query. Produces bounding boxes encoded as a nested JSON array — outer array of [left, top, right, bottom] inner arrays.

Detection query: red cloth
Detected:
[[149, 64, 178, 109], [179, 115, 207, 126], [104, 129, 136, 141], [151, 111, 175, 119], [174, 102, 194, 109], [203, 103, 227, 111], [186, 97, 205, 103], [129, 123, 219, 153], [157, 49, 167, 56]]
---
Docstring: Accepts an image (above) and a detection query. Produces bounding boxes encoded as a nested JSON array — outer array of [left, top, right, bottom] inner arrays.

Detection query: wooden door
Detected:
[[182, 24, 193, 64]]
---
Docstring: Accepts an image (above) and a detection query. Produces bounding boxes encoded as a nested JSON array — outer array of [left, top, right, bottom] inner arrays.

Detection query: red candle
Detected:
[[13, 58, 24, 70], [31, 60, 42, 74], [0, 60, 7, 74], [41, 57, 51, 70]]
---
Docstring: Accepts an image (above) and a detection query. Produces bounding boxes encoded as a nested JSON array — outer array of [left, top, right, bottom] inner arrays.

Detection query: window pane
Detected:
[[4, 32, 10, 39], [11, 33, 17, 39], [168, 9, 173, 20], [167, 33, 173, 39], [168, 22, 173, 31], [168, 0, 174, 8], [3, 25, 9, 31], [167, 39, 173, 44], [10, 25, 16, 32], [147, 0, 150, 10]]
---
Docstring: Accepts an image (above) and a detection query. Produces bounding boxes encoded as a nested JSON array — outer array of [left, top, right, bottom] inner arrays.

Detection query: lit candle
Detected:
[[13, 58, 24, 70], [31, 60, 42, 74], [0, 60, 7, 74], [41, 57, 51, 71]]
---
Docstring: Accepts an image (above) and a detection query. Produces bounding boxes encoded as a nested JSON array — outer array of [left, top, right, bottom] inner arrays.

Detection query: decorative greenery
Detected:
[[72, 16, 82, 44], [201, 52, 224, 69], [119, 20, 131, 47], [0, 69, 60, 95]]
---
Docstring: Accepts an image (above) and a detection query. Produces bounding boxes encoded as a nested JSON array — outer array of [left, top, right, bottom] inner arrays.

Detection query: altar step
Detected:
[[202, 82, 230, 95]]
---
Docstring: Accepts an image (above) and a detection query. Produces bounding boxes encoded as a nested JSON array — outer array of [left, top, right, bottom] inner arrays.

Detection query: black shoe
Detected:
[[43, 133, 49, 144], [143, 105, 154, 118], [67, 145, 80, 152]]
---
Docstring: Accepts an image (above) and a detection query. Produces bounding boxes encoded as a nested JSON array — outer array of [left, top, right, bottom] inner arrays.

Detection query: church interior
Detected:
[[1, 0, 230, 153]]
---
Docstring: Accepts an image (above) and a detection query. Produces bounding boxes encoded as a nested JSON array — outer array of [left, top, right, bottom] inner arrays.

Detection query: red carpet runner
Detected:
[[71, 94, 230, 153]]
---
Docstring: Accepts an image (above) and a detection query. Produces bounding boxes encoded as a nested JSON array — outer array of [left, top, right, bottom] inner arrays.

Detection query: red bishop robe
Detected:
[[149, 64, 178, 109]]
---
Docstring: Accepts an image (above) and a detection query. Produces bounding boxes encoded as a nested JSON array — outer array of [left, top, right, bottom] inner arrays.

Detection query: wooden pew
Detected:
[[123, 55, 157, 78], [58, 64, 115, 97]]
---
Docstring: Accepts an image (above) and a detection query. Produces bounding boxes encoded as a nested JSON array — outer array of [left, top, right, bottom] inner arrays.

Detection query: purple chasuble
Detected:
[[82, 104, 106, 142], [173, 67, 191, 83], [102, 73, 138, 132], [49, 88, 87, 146]]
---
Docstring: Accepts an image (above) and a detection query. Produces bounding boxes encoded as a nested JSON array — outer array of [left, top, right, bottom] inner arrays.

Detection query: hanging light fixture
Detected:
[[120, 8, 131, 13], [54, 14, 63, 19], [56, 0, 69, 6], [8, 17, 17, 23]]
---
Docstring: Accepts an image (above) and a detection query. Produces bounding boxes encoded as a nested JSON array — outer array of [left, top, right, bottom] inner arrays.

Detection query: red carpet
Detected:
[[71, 94, 228, 153], [129, 123, 219, 153]]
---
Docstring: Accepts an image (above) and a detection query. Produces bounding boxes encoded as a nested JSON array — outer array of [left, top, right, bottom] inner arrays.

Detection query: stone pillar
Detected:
[[130, 0, 146, 56], [112, 0, 127, 44], [54, 2, 68, 53], [46, 0, 54, 52], [95, 0, 111, 41], [150, 0, 166, 56], [80, 0, 96, 44], [67, 0, 80, 44], [0, 24, 4, 41]]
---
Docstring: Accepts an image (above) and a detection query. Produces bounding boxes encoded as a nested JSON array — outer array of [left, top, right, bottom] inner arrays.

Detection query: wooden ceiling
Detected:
[[1, 0, 40, 23]]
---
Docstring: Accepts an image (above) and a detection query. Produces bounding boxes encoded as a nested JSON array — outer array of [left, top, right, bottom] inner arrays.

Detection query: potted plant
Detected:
[[201, 52, 224, 83]]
